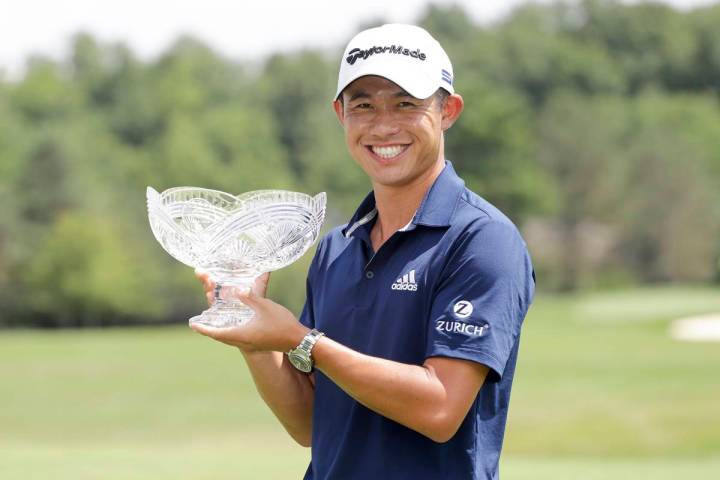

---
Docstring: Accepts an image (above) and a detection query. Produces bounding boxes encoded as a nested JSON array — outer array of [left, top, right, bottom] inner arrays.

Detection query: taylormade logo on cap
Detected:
[[336, 24, 455, 100], [346, 45, 427, 65]]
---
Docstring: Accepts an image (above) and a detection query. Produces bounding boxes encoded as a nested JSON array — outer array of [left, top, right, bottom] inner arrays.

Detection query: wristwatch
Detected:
[[287, 329, 325, 373]]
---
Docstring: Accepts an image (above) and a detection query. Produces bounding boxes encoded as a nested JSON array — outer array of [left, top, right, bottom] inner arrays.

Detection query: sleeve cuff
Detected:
[[427, 344, 505, 382]]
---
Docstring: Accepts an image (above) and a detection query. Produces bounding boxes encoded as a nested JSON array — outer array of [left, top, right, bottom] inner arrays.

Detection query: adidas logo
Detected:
[[391, 269, 418, 291]]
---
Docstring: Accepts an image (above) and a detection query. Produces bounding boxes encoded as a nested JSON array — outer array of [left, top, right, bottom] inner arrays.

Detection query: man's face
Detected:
[[333, 76, 460, 190]]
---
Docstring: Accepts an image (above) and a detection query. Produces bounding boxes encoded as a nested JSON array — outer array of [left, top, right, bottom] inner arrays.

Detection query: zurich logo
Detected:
[[452, 300, 473, 318]]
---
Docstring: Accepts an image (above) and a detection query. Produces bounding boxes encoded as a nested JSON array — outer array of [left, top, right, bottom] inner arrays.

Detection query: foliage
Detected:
[[1, 1, 720, 326]]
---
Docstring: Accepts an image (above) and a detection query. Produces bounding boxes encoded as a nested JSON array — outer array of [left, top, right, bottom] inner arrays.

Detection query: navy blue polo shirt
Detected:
[[299, 162, 535, 480]]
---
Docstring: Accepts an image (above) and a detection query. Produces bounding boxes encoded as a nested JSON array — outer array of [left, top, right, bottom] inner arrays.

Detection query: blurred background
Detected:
[[1, 0, 719, 478]]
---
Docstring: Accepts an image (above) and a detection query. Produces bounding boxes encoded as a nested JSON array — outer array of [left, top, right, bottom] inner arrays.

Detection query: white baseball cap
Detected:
[[335, 24, 454, 100]]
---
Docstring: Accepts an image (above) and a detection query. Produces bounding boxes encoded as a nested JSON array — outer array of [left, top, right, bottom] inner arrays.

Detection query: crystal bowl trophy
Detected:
[[146, 186, 326, 327]]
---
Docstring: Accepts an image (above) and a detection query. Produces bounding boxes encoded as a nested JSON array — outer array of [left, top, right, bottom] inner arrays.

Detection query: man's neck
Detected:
[[370, 159, 445, 250]]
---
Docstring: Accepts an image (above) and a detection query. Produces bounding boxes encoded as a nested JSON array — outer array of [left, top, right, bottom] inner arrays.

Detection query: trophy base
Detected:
[[189, 300, 256, 328]]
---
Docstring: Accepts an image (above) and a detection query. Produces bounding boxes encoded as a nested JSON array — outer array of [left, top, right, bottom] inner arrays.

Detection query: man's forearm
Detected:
[[311, 337, 487, 443], [241, 350, 315, 446]]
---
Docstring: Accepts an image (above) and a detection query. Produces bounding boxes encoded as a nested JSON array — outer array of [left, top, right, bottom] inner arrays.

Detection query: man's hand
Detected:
[[191, 270, 309, 353], [194, 269, 270, 306]]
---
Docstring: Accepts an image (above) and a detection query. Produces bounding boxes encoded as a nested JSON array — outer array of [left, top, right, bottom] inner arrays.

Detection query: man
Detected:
[[193, 24, 535, 479]]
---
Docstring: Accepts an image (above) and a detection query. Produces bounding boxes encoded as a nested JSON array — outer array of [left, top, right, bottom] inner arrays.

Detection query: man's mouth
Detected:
[[368, 144, 409, 159]]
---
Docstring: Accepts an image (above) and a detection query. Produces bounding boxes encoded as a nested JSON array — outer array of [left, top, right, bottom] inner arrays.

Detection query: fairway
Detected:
[[1, 286, 719, 479]]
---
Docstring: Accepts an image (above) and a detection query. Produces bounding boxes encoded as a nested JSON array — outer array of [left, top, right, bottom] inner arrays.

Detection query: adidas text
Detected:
[[391, 269, 418, 292], [391, 283, 418, 291]]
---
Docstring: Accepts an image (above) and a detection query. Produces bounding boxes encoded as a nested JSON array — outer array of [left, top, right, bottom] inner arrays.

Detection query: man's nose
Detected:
[[368, 107, 401, 138]]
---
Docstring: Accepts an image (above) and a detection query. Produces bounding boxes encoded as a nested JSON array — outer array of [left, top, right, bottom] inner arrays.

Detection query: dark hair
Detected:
[[434, 88, 450, 110]]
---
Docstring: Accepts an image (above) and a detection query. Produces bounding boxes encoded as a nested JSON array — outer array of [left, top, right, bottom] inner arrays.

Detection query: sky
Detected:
[[1, 0, 717, 77]]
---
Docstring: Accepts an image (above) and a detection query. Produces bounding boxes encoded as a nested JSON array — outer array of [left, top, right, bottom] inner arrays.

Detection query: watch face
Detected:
[[288, 350, 312, 373]]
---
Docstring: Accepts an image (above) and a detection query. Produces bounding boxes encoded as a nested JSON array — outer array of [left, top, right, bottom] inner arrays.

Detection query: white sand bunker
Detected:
[[670, 314, 720, 342]]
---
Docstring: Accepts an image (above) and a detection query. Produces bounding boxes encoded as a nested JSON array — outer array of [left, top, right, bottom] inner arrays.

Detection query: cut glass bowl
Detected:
[[147, 186, 326, 327]]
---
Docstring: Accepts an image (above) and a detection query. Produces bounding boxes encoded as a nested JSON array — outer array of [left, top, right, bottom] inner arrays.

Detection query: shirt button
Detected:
[[365, 271, 374, 279]]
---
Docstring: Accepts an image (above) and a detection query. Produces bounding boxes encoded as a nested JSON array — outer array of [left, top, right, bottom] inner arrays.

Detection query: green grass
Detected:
[[1, 285, 719, 479], [506, 286, 720, 459]]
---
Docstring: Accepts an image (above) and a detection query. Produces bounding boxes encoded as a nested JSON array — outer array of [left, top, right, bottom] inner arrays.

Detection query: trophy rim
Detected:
[[234, 189, 326, 206], [146, 186, 327, 272], [152, 186, 241, 205], [147, 186, 326, 208]]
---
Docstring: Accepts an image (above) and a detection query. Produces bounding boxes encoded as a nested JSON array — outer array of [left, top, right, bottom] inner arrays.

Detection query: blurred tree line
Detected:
[[1, 0, 719, 327]]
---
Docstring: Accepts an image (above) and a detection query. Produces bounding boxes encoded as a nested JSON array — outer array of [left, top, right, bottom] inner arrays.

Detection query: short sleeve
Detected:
[[426, 221, 534, 382], [298, 235, 327, 329], [298, 274, 315, 329]]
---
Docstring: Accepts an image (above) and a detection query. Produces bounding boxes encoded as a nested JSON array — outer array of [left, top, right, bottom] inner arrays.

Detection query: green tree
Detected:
[[535, 91, 720, 289], [575, 0, 698, 92], [494, 2, 626, 104], [616, 93, 720, 282], [23, 212, 168, 327], [690, 4, 720, 93], [446, 77, 551, 221], [11, 58, 81, 122]]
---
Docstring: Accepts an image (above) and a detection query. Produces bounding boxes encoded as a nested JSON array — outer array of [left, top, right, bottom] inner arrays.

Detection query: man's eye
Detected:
[[398, 101, 416, 108], [354, 103, 372, 110]]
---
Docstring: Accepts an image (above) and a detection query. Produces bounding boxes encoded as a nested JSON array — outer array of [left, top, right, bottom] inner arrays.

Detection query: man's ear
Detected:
[[333, 99, 345, 126], [441, 94, 464, 131]]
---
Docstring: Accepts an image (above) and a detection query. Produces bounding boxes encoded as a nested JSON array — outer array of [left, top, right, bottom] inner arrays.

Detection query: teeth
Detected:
[[371, 145, 405, 159]]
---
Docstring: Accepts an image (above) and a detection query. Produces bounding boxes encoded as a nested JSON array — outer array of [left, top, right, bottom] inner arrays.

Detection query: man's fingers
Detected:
[[195, 269, 216, 307], [190, 322, 218, 338], [195, 268, 215, 289], [190, 321, 257, 350], [237, 288, 264, 308], [190, 322, 236, 341], [238, 290, 272, 314]]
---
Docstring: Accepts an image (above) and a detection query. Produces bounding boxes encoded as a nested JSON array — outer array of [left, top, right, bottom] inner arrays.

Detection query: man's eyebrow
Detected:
[[348, 91, 370, 102], [392, 90, 413, 98], [347, 89, 414, 102]]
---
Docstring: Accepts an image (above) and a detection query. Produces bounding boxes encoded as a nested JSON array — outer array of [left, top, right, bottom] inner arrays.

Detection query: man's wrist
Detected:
[[287, 327, 324, 373], [239, 348, 272, 358], [287, 324, 312, 353]]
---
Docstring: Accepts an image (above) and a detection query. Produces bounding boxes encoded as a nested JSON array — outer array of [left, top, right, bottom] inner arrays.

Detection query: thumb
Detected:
[[194, 268, 209, 282], [253, 272, 271, 297], [237, 287, 265, 308], [190, 322, 220, 339]]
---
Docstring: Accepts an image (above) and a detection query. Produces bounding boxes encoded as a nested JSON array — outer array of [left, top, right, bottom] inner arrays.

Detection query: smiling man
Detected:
[[193, 24, 535, 480]]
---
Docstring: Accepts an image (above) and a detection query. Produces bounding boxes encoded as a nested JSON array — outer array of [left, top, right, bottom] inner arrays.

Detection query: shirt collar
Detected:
[[343, 161, 465, 238], [413, 160, 465, 227], [342, 191, 377, 238]]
